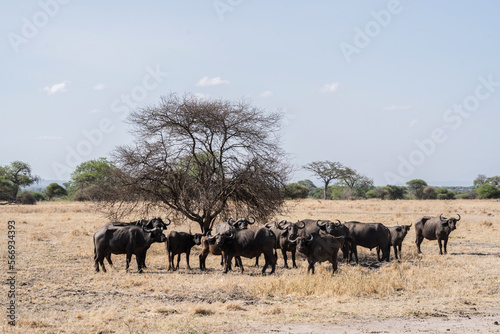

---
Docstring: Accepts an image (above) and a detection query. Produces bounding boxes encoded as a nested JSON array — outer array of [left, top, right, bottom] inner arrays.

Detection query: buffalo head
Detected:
[[439, 214, 460, 231], [216, 231, 235, 248], [228, 217, 255, 229]]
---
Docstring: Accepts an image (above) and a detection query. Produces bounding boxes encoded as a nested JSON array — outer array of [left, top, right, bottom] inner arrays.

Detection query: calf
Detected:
[[166, 230, 203, 270], [377, 223, 412, 260], [290, 232, 345, 275], [264, 220, 305, 268]]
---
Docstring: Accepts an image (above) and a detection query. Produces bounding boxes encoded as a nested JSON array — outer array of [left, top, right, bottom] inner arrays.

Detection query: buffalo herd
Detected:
[[93, 214, 461, 275]]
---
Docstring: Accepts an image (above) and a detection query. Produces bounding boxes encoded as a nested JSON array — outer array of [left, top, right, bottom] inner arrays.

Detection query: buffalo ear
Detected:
[[442, 221, 449, 227], [395, 227, 402, 232]]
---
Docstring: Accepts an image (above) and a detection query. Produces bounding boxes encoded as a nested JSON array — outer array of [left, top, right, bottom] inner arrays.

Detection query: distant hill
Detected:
[[22, 180, 69, 192]]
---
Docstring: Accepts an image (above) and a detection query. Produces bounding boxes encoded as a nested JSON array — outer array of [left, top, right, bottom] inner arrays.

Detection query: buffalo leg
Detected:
[[223, 253, 231, 274], [393, 245, 398, 260], [263, 250, 276, 275], [105, 254, 113, 267], [331, 249, 339, 275], [126, 253, 132, 272], [186, 250, 191, 270], [350, 243, 358, 264], [307, 260, 315, 274], [176, 254, 181, 270], [443, 237, 449, 255], [416, 233, 424, 254], [254, 256, 259, 267], [376, 246, 381, 261], [199, 252, 206, 271], [438, 239, 443, 255], [136, 255, 143, 273], [281, 249, 289, 268], [291, 249, 297, 268]]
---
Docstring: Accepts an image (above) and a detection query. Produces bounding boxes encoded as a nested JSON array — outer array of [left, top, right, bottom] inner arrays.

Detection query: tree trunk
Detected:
[[323, 181, 330, 200], [12, 184, 19, 202]]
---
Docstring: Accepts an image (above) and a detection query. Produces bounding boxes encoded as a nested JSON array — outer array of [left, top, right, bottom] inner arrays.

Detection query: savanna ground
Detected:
[[1, 199, 499, 333]]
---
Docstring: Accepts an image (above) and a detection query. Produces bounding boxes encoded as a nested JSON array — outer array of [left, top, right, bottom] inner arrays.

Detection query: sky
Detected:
[[1, 1, 499, 187]]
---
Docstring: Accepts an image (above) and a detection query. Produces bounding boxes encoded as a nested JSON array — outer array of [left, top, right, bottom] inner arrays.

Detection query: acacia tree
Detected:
[[112, 94, 290, 233], [0, 161, 40, 201], [406, 179, 428, 199], [338, 167, 374, 198], [303, 161, 344, 200]]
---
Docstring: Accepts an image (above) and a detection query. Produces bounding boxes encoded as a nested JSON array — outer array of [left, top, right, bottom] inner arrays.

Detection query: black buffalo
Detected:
[[214, 217, 254, 268], [166, 230, 204, 270], [415, 214, 460, 254], [316, 220, 351, 261], [94, 224, 167, 273], [377, 223, 412, 260], [264, 220, 305, 268], [290, 232, 345, 275], [103, 217, 170, 268], [343, 221, 391, 263], [209, 227, 276, 275]]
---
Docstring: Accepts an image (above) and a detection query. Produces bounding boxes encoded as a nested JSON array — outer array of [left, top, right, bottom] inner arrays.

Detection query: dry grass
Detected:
[[0, 199, 499, 333]]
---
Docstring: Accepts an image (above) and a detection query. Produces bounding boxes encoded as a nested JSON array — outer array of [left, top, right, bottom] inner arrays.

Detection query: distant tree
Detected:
[[406, 179, 428, 199], [436, 187, 456, 200], [0, 161, 41, 202], [303, 161, 344, 200], [339, 168, 375, 198], [366, 187, 388, 199], [32, 192, 46, 201], [476, 184, 500, 199], [281, 183, 309, 199], [486, 176, 500, 186], [0, 176, 15, 201], [45, 183, 67, 200], [67, 158, 119, 201], [17, 191, 37, 205], [384, 185, 406, 200], [422, 186, 437, 199], [297, 179, 316, 190], [297, 179, 317, 198], [473, 174, 488, 188]]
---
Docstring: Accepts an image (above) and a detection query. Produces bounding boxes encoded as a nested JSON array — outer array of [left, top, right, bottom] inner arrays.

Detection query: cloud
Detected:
[[384, 105, 411, 110], [93, 83, 106, 90], [89, 109, 99, 113], [196, 76, 230, 87], [37, 135, 62, 140], [320, 82, 339, 93], [194, 93, 210, 100], [260, 91, 273, 97], [43, 80, 70, 95]]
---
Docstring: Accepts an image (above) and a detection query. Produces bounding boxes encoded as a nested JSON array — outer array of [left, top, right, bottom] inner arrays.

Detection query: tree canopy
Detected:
[[303, 161, 344, 200], [0, 161, 40, 201], [112, 94, 290, 232], [67, 158, 119, 201]]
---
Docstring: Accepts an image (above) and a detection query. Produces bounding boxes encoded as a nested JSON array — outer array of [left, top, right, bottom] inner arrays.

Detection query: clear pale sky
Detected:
[[1, 1, 499, 186]]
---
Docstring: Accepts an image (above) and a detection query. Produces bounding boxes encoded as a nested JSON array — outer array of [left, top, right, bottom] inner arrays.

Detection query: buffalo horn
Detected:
[[296, 220, 305, 229], [316, 220, 326, 227], [288, 234, 298, 243], [277, 220, 288, 230], [456, 214, 461, 221], [249, 217, 256, 224], [165, 218, 172, 226], [306, 234, 314, 242], [228, 218, 235, 226], [228, 231, 235, 239]]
